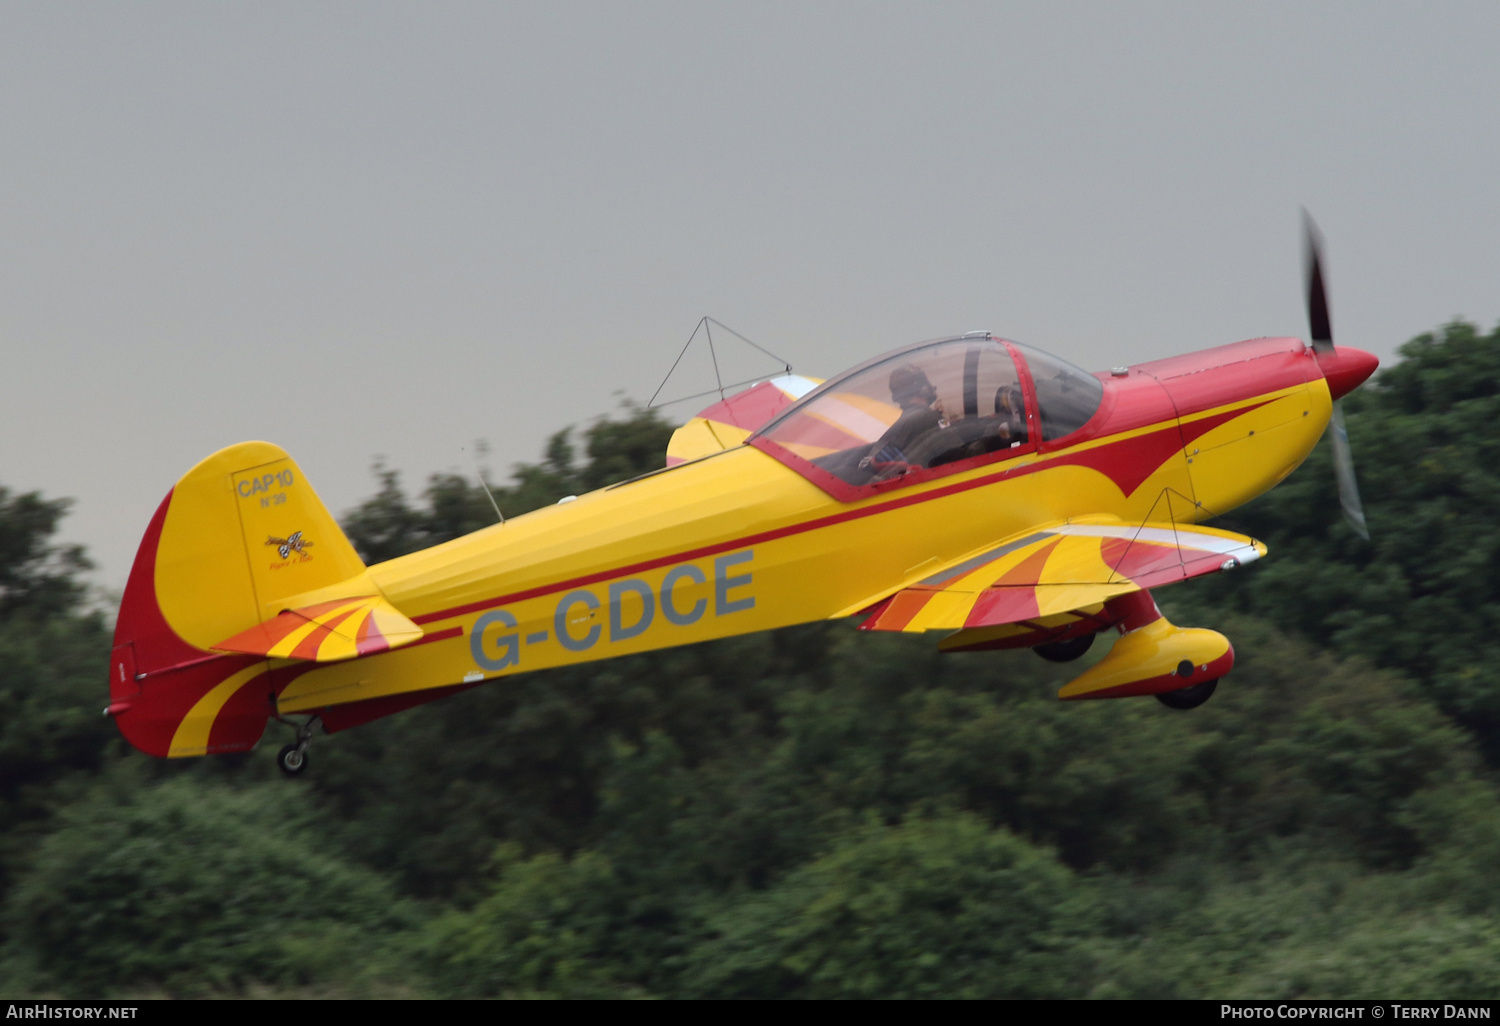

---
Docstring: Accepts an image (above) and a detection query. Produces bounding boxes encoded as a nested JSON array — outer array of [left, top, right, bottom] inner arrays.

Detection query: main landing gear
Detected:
[[1033, 632, 1096, 663], [276, 716, 319, 776], [1050, 590, 1233, 709], [1155, 678, 1218, 710]]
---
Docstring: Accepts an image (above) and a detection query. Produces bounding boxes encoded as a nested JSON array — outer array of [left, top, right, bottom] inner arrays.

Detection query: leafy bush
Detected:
[[684, 814, 1096, 999], [5, 777, 419, 996]]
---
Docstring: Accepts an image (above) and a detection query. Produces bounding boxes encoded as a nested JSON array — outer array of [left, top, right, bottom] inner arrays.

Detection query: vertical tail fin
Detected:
[[110, 442, 367, 757]]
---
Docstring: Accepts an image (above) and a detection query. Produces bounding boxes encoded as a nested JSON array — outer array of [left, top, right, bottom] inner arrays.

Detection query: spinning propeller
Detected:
[[1303, 211, 1374, 540]]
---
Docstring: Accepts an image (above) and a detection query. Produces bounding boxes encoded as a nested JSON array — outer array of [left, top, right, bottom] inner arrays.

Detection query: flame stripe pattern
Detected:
[[860, 521, 1265, 634], [212, 595, 425, 662]]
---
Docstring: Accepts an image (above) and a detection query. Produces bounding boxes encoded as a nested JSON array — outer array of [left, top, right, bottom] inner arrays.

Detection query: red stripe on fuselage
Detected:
[[1042, 401, 1273, 498], [410, 396, 1280, 626]]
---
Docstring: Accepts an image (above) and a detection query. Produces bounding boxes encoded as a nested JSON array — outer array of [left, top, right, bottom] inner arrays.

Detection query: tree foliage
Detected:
[[0, 488, 113, 928], [342, 402, 674, 563], [682, 814, 1096, 999], [0, 487, 91, 620], [5, 777, 416, 996]]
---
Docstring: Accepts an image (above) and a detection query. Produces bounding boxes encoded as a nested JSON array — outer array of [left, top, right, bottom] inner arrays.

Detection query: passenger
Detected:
[[861, 364, 948, 472], [995, 382, 1027, 444]]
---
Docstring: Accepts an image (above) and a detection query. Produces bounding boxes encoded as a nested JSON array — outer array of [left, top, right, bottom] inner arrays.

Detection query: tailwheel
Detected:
[[1155, 678, 1218, 710], [277, 743, 309, 776], [275, 715, 319, 776], [1034, 632, 1096, 664]]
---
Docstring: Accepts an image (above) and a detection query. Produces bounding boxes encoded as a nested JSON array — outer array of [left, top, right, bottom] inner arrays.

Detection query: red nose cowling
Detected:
[[1316, 345, 1379, 401]]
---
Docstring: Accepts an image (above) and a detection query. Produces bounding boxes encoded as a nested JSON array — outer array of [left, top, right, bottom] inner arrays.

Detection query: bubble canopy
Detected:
[[750, 336, 1104, 496]]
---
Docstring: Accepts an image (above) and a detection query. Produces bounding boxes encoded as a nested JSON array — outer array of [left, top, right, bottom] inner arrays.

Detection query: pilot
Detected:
[[862, 363, 948, 471], [995, 382, 1026, 444]]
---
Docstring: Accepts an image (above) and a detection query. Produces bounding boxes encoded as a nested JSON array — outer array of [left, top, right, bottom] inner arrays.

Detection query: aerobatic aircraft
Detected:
[[106, 222, 1378, 774]]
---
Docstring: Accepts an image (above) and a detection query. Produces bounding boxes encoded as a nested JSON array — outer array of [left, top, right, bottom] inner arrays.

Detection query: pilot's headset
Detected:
[[889, 364, 937, 406], [996, 382, 1023, 415]]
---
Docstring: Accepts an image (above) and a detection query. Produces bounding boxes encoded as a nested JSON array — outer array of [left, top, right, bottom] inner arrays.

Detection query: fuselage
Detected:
[[274, 335, 1360, 718]]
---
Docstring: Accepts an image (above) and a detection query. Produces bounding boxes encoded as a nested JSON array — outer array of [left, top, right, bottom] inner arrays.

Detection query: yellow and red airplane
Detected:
[[106, 227, 1378, 774]]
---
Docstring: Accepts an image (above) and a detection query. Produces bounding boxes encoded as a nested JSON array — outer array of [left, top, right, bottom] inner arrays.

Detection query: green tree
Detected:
[[0, 487, 91, 620], [4, 777, 418, 996], [422, 844, 641, 998], [682, 814, 1096, 999], [424, 814, 1096, 999], [0, 487, 113, 924], [342, 403, 674, 563]]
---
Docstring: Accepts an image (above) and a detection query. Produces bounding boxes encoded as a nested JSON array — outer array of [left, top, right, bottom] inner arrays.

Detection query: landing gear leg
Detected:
[[277, 716, 319, 776]]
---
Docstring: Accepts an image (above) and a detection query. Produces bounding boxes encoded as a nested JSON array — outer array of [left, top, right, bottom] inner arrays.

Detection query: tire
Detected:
[[1033, 632, 1096, 664], [277, 743, 308, 776], [1155, 678, 1218, 710]]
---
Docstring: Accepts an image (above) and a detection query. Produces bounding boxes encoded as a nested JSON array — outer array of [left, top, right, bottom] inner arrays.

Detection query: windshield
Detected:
[[754, 338, 1028, 486], [1011, 342, 1104, 440]]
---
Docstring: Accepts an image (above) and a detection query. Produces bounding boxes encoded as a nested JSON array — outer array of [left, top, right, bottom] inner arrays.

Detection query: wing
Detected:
[[212, 594, 425, 662], [857, 519, 1264, 636]]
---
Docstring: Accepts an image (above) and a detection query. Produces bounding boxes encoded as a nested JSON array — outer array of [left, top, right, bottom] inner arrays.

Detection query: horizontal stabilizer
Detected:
[[212, 595, 424, 662], [666, 375, 822, 465], [860, 520, 1264, 634]]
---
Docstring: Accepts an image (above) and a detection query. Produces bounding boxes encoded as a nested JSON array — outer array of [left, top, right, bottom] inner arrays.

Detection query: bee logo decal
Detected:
[[266, 532, 313, 560]]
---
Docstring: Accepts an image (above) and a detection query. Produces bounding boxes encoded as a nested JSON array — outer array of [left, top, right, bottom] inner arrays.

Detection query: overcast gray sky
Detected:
[[3, 1, 1498, 589]]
